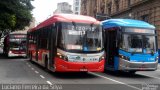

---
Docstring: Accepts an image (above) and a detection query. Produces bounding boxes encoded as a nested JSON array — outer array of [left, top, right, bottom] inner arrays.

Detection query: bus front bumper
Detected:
[[54, 57, 104, 72], [118, 59, 158, 71], [8, 53, 27, 57]]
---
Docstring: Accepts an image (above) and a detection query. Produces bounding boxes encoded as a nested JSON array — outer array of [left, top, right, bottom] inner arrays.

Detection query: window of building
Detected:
[[128, 0, 131, 7], [75, 12, 78, 14], [100, 1, 105, 14], [141, 14, 149, 22], [75, 7, 78, 11], [107, 2, 112, 15], [75, 1, 79, 6], [115, 0, 119, 12]]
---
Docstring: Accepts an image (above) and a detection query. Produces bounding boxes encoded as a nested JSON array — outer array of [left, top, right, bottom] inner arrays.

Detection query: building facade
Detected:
[[81, 0, 96, 17], [54, 2, 73, 14], [73, 0, 81, 14], [81, 0, 160, 47]]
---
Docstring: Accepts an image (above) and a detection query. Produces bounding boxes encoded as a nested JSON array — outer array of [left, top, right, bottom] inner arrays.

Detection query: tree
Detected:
[[0, 0, 34, 34]]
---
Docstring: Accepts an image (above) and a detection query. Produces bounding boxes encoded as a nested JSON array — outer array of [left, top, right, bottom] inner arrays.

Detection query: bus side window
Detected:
[[38, 28, 47, 49], [119, 34, 123, 49], [29, 34, 34, 44], [47, 26, 53, 50], [33, 33, 37, 44], [45, 27, 49, 49]]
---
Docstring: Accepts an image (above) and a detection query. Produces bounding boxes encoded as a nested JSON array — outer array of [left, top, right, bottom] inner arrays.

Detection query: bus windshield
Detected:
[[9, 35, 26, 51], [59, 22, 103, 53], [121, 31, 156, 54]]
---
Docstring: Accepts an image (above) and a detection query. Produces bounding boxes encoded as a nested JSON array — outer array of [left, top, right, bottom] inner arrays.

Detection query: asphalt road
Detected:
[[0, 52, 160, 90]]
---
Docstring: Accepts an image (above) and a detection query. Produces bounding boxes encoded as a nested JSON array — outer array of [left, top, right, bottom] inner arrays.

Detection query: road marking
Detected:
[[89, 72, 141, 90], [46, 81, 52, 85], [28, 65, 31, 67], [40, 75, 45, 79], [35, 71, 39, 74], [31, 68, 34, 70], [137, 73, 160, 80], [26, 63, 29, 65]]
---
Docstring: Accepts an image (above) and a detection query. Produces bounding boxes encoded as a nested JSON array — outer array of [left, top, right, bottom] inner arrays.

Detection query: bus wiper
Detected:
[[90, 23, 94, 31], [72, 21, 76, 30], [151, 50, 154, 56], [130, 49, 137, 55], [144, 48, 154, 56]]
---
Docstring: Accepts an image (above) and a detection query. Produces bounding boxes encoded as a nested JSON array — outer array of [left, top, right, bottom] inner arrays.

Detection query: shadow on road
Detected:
[[104, 70, 151, 79], [29, 60, 99, 79], [0, 53, 6, 59], [50, 72, 97, 79]]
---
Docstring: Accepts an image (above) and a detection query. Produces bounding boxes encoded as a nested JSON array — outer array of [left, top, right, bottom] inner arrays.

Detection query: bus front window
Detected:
[[9, 35, 26, 51], [59, 22, 103, 53], [121, 34, 156, 53], [143, 36, 156, 53]]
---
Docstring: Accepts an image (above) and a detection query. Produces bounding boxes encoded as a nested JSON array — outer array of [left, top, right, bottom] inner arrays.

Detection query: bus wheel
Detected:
[[129, 71, 136, 74]]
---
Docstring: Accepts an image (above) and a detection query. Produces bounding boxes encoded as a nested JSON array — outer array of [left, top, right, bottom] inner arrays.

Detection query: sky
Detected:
[[31, 0, 73, 25]]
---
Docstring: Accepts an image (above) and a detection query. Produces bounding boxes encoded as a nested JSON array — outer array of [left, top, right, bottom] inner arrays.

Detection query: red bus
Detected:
[[27, 14, 104, 72], [3, 33, 27, 57]]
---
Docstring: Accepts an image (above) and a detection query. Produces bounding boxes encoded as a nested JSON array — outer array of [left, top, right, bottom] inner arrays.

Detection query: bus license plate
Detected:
[[80, 69, 88, 71]]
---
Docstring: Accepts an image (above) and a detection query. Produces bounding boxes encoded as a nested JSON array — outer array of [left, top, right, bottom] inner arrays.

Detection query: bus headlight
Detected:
[[156, 56, 158, 61], [119, 55, 130, 61], [99, 55, 105, 62], [56, 52, 68, 61], [9, 51, 12, 54]]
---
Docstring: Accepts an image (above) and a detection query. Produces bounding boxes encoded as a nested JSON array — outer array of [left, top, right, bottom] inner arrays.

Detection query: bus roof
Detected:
[[102, 19, 155, 29], [28, 14, 99, 32]]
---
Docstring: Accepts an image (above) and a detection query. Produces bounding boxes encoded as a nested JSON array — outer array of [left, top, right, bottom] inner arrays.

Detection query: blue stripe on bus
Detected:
[[102, 19, 155, 29], [119, 49, 158, 62]]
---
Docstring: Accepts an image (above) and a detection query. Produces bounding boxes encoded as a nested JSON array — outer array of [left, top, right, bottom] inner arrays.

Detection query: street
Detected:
[[0, 50, 160, 90], [1, 0, 160, 90]]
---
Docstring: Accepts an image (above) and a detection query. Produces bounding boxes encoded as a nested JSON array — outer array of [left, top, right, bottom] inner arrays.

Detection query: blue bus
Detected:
[[102, 19, 158, 73]]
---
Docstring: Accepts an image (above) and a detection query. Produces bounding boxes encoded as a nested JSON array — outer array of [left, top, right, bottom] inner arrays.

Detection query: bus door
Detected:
[[49, 24, 57, 69], [105, 28, 118, 69]]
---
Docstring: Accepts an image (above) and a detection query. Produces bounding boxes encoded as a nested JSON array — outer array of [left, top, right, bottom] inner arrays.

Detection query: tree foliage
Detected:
[[0, 0, 34, 33]]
